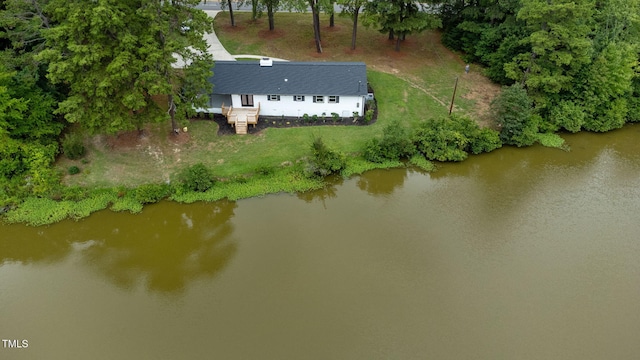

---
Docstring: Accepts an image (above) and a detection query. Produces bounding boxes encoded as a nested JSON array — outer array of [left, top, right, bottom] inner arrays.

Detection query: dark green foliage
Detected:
[[134, 183, 173, 204], [506, 0, 594, 95], [440, 0, 526, 85], [364, 0, 441, 51], [38, 0, 214, 134], [304, 137, 346, 178], [412, 115, 500, 162], [0, 5, 66, 202], [363, 120, 415, 163], [0, 134, 59, 198], [574, 42, 637, 132], [470, 128, 502, 155], [366, 99, 376, 111], [490, 84, 537, 147], [178, 163, 215, 192], [254, 165, 275, 176], [62, 133, 85, 160], [68, 166, 80, 175], [441, 0, 640, 134], [583, 98, 627, 132], [549, 101, 585, 133], [60, 185, 87, 201], [364, 109, 374, 123], [0, 138, 27, 179], [362, 138, 384, 163], [627, 78, 640, 122], [413, 117, 469, 162]]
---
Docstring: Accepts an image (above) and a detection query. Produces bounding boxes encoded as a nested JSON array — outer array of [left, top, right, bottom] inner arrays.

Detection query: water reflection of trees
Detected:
[[356, 168, 407, 196], [82, 200, 238, 294], [421, 126, 640, 248], [1, 200, 238, 295], [297, 177, 342, 208], [0, 225, 73, 265]]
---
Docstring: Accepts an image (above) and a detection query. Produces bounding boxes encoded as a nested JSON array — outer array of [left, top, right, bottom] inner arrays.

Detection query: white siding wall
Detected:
[[231, 94, 365, 117]]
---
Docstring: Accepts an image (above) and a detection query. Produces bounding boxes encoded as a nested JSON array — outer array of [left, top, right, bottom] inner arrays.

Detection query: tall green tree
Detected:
[[136, 1, 214, 133], [309, 0, 322, 52], [338, 0, 366, 50], [439, 0, 528, 84], [364, 0, 441, 51], [490, 83, 538, 147], [38, 0, 214, 135], [0, 0, 61, 140], [263, 0, 280, 30], [504, 0, 594, 99], [0, 66, 59, 201], [220, 0, 238, 27], [237, 0, 263, 21]]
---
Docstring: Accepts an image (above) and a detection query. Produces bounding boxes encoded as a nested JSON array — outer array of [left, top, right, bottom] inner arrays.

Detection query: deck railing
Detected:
[[223, 102, 260, 134]]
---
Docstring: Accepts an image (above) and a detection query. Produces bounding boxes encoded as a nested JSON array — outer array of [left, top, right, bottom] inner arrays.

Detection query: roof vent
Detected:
[[260, 57, 273, 67]]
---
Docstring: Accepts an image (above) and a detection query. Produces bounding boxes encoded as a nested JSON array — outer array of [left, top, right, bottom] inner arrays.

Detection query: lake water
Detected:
[[2, 125, 640, 359]]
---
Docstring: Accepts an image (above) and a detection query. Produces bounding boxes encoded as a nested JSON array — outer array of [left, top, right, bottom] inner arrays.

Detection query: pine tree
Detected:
[[38, 0, 214, 135]]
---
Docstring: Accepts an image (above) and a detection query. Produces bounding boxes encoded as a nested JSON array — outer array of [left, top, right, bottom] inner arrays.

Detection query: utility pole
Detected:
[[449, 76, 459, 116]]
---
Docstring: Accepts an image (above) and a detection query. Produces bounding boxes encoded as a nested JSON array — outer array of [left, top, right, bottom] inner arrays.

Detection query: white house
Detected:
[[199, 59, 371, 133]]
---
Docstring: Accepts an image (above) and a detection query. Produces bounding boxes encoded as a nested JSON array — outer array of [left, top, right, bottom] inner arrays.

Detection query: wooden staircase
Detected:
[[223, 102, 259, 135], [235, 115, 248, 135]]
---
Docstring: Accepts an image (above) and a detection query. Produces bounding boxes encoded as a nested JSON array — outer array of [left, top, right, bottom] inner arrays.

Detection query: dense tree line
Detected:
[[440, 0, 640, 143]]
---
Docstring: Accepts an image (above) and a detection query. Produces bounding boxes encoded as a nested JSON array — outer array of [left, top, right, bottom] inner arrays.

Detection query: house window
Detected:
[[313, 96, 324, 103], [241, 94, 254, 107], [294, 95, 305, 102], [328, 96, 340, 104], [268, 95, 280, 101]]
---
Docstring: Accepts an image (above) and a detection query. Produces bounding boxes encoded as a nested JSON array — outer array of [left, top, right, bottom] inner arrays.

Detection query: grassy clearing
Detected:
[[59, 67, 451, 188]]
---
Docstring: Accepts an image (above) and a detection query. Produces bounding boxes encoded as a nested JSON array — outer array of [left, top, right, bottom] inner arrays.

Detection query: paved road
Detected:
[[197, 10, 288, 62]]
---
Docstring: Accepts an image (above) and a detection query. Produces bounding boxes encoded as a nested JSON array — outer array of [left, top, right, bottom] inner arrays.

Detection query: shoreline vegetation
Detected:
[[0, 11, 571, 226]]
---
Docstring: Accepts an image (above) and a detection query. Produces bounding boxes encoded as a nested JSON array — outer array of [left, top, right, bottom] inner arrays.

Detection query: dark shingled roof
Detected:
[[209, 61, 368, 96]]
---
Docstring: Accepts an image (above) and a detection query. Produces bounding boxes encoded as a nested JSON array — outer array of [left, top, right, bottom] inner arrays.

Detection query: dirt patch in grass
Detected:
[[169, 131, 191, 145], [105, 130, 147, 150], [460, 72, 501, 127], [59, 125, 194, 187]]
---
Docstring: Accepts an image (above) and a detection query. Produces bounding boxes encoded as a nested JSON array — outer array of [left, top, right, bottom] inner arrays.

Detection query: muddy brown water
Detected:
[[2, 125, 640, 359]]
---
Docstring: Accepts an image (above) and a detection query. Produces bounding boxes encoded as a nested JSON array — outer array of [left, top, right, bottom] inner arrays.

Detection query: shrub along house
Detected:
[[200, 59, 370, 134]]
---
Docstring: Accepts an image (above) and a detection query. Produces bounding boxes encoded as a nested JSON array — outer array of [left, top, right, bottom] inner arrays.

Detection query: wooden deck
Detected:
[[222, 103, 259, 135]]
